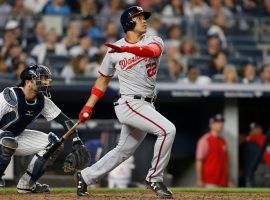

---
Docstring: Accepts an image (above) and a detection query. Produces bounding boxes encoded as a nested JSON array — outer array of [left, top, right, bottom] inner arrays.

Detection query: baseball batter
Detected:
[[0, 65, 89, 193], [77, 6, 176, 199]]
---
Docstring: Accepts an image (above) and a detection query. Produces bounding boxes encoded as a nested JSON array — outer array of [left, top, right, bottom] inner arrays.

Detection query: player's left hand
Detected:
[[79, 105, 93, 123], [105, 42, 124, 53], [63, 140, 90, 173]]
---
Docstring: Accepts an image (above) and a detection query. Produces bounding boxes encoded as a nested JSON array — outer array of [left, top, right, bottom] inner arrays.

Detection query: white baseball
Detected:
[[83, 112, 89, 118]]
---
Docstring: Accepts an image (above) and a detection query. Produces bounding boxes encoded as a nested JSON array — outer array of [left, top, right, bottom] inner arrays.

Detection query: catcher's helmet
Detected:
[[19, 64, 52, 98], [121, 6, 151, 33]]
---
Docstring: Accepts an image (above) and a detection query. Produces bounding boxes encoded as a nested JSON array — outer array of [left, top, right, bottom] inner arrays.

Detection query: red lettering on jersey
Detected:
[[146, 62, 157, 77], [119, 56, 148, 70]]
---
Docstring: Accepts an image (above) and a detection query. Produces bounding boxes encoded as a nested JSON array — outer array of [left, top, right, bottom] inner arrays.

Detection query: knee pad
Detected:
[[0, 131, 18, 156], [0, 131, 17, 175], [1, 137, 18, 151], [46, 132, 63, 159], [47, 132, 59, 146]]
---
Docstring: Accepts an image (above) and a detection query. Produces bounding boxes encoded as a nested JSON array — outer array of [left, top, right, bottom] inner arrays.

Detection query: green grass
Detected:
[[2, 187, 270, 193]]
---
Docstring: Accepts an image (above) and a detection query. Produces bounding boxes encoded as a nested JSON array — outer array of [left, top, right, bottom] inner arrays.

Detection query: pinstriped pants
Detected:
[[81, 96, 176, 184], [15, 129, 49, 156], [0, 129, 49, 156]]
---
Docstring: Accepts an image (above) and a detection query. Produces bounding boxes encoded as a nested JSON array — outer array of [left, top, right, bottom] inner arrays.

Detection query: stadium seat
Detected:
[[71, 76, 97, 83], [227, 36, 257, 47], [193, 17, 209, 37], [227, 56, 254, 69], [44, 55, 70, 75], [234, 47, 263, 61], [187, 56, 211, 67], [51, 76, 65, 83], [157, 68, 172, 82]]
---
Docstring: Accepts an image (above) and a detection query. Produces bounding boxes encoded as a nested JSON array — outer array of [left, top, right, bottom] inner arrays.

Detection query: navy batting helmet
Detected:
[[19, 64, 52, 98], [121, 6, 151, 33]]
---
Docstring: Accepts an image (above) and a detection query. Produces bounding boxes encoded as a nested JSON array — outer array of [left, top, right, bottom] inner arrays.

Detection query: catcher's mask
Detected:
[[19, 64, 52, 98]]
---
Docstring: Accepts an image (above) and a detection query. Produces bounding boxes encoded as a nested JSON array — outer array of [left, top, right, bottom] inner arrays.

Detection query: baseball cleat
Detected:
[[76, 171, 89, 196], [17, 182, 50, 193], [145, 180, 173, 199]]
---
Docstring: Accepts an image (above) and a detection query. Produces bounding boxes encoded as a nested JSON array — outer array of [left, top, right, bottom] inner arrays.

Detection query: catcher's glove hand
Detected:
[[63, 140, 90, 173]]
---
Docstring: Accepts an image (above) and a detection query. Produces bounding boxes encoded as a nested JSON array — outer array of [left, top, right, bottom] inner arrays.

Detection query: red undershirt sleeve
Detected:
[[123, 43, 162, 58]]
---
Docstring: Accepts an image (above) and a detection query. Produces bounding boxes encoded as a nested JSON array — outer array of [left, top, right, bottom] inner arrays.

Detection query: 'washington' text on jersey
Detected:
[[119, 56, 148, 70], [99, 34, 164, 97]]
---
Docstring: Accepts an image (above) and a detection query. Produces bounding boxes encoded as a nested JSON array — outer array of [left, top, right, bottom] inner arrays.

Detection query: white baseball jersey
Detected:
[[0, 87, 61, 134], [41, 97, 62, 121], [0, 87, 61, 121], [99, 34, 164, 97]]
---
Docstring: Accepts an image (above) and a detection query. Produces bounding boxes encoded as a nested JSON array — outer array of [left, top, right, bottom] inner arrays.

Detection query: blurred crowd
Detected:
[[1, 0, 270, 84]]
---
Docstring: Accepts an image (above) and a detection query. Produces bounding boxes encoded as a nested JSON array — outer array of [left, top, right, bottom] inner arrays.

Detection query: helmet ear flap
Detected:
[[124, 18, 136, 32]]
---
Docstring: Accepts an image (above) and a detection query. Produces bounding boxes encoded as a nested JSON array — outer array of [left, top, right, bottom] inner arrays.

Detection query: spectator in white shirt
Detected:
[[69, 33, 98, 58], [24, 0, 48, 14], [181, 65, 211, 84], [207, 12, 228, 49], [162, 0, 184, 25], [61, 54, 98, 82], [31, 28, 68, 64]]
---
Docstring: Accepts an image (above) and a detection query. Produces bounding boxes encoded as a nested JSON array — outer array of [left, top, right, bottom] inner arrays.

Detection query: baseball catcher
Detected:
[[0, 64, 89, 193]]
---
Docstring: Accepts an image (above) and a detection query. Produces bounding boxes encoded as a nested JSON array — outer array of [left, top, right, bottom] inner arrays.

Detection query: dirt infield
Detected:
[[1, 192, 270, 200]]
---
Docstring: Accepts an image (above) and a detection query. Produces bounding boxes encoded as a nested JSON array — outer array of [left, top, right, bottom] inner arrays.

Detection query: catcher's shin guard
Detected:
[[27, 132, 63, 182], [17, 132, 63, 190]]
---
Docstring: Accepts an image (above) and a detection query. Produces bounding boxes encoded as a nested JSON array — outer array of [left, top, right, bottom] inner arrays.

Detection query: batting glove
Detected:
[[79, 105, 93, 123], [105, 42, 127, 53]]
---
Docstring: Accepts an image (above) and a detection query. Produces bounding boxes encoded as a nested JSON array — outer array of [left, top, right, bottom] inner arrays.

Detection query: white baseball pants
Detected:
[[81, 96, 176, 184]]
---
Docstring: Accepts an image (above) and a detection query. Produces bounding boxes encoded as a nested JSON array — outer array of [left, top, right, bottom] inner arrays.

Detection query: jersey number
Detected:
[[146, 62, 157, 77]]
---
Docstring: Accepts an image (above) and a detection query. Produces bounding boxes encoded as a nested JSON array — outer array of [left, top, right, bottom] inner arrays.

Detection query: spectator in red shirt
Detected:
[[246, 122, 270, 164], [196, 114, 233, 187]]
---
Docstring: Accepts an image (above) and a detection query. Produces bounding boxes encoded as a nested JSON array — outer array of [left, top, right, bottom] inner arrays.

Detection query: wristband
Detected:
[[91, 87, 104, 98]]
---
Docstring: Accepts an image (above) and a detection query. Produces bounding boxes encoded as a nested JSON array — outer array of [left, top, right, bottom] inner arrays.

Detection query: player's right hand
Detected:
[[104, 42, 123, 53], [79, 105, 93, 123]]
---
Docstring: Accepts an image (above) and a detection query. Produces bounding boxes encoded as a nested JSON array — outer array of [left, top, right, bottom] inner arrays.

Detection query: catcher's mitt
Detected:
[[63, 144, 90, 173]]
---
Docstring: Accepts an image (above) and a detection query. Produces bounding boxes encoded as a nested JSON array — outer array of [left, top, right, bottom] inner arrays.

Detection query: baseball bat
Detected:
[[43, 120, 81, 160]]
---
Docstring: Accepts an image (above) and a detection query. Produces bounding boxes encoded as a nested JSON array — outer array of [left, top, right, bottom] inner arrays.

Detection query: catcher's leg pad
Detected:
[[26, 132, 63, 182], [0, 131, 17, 176]]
